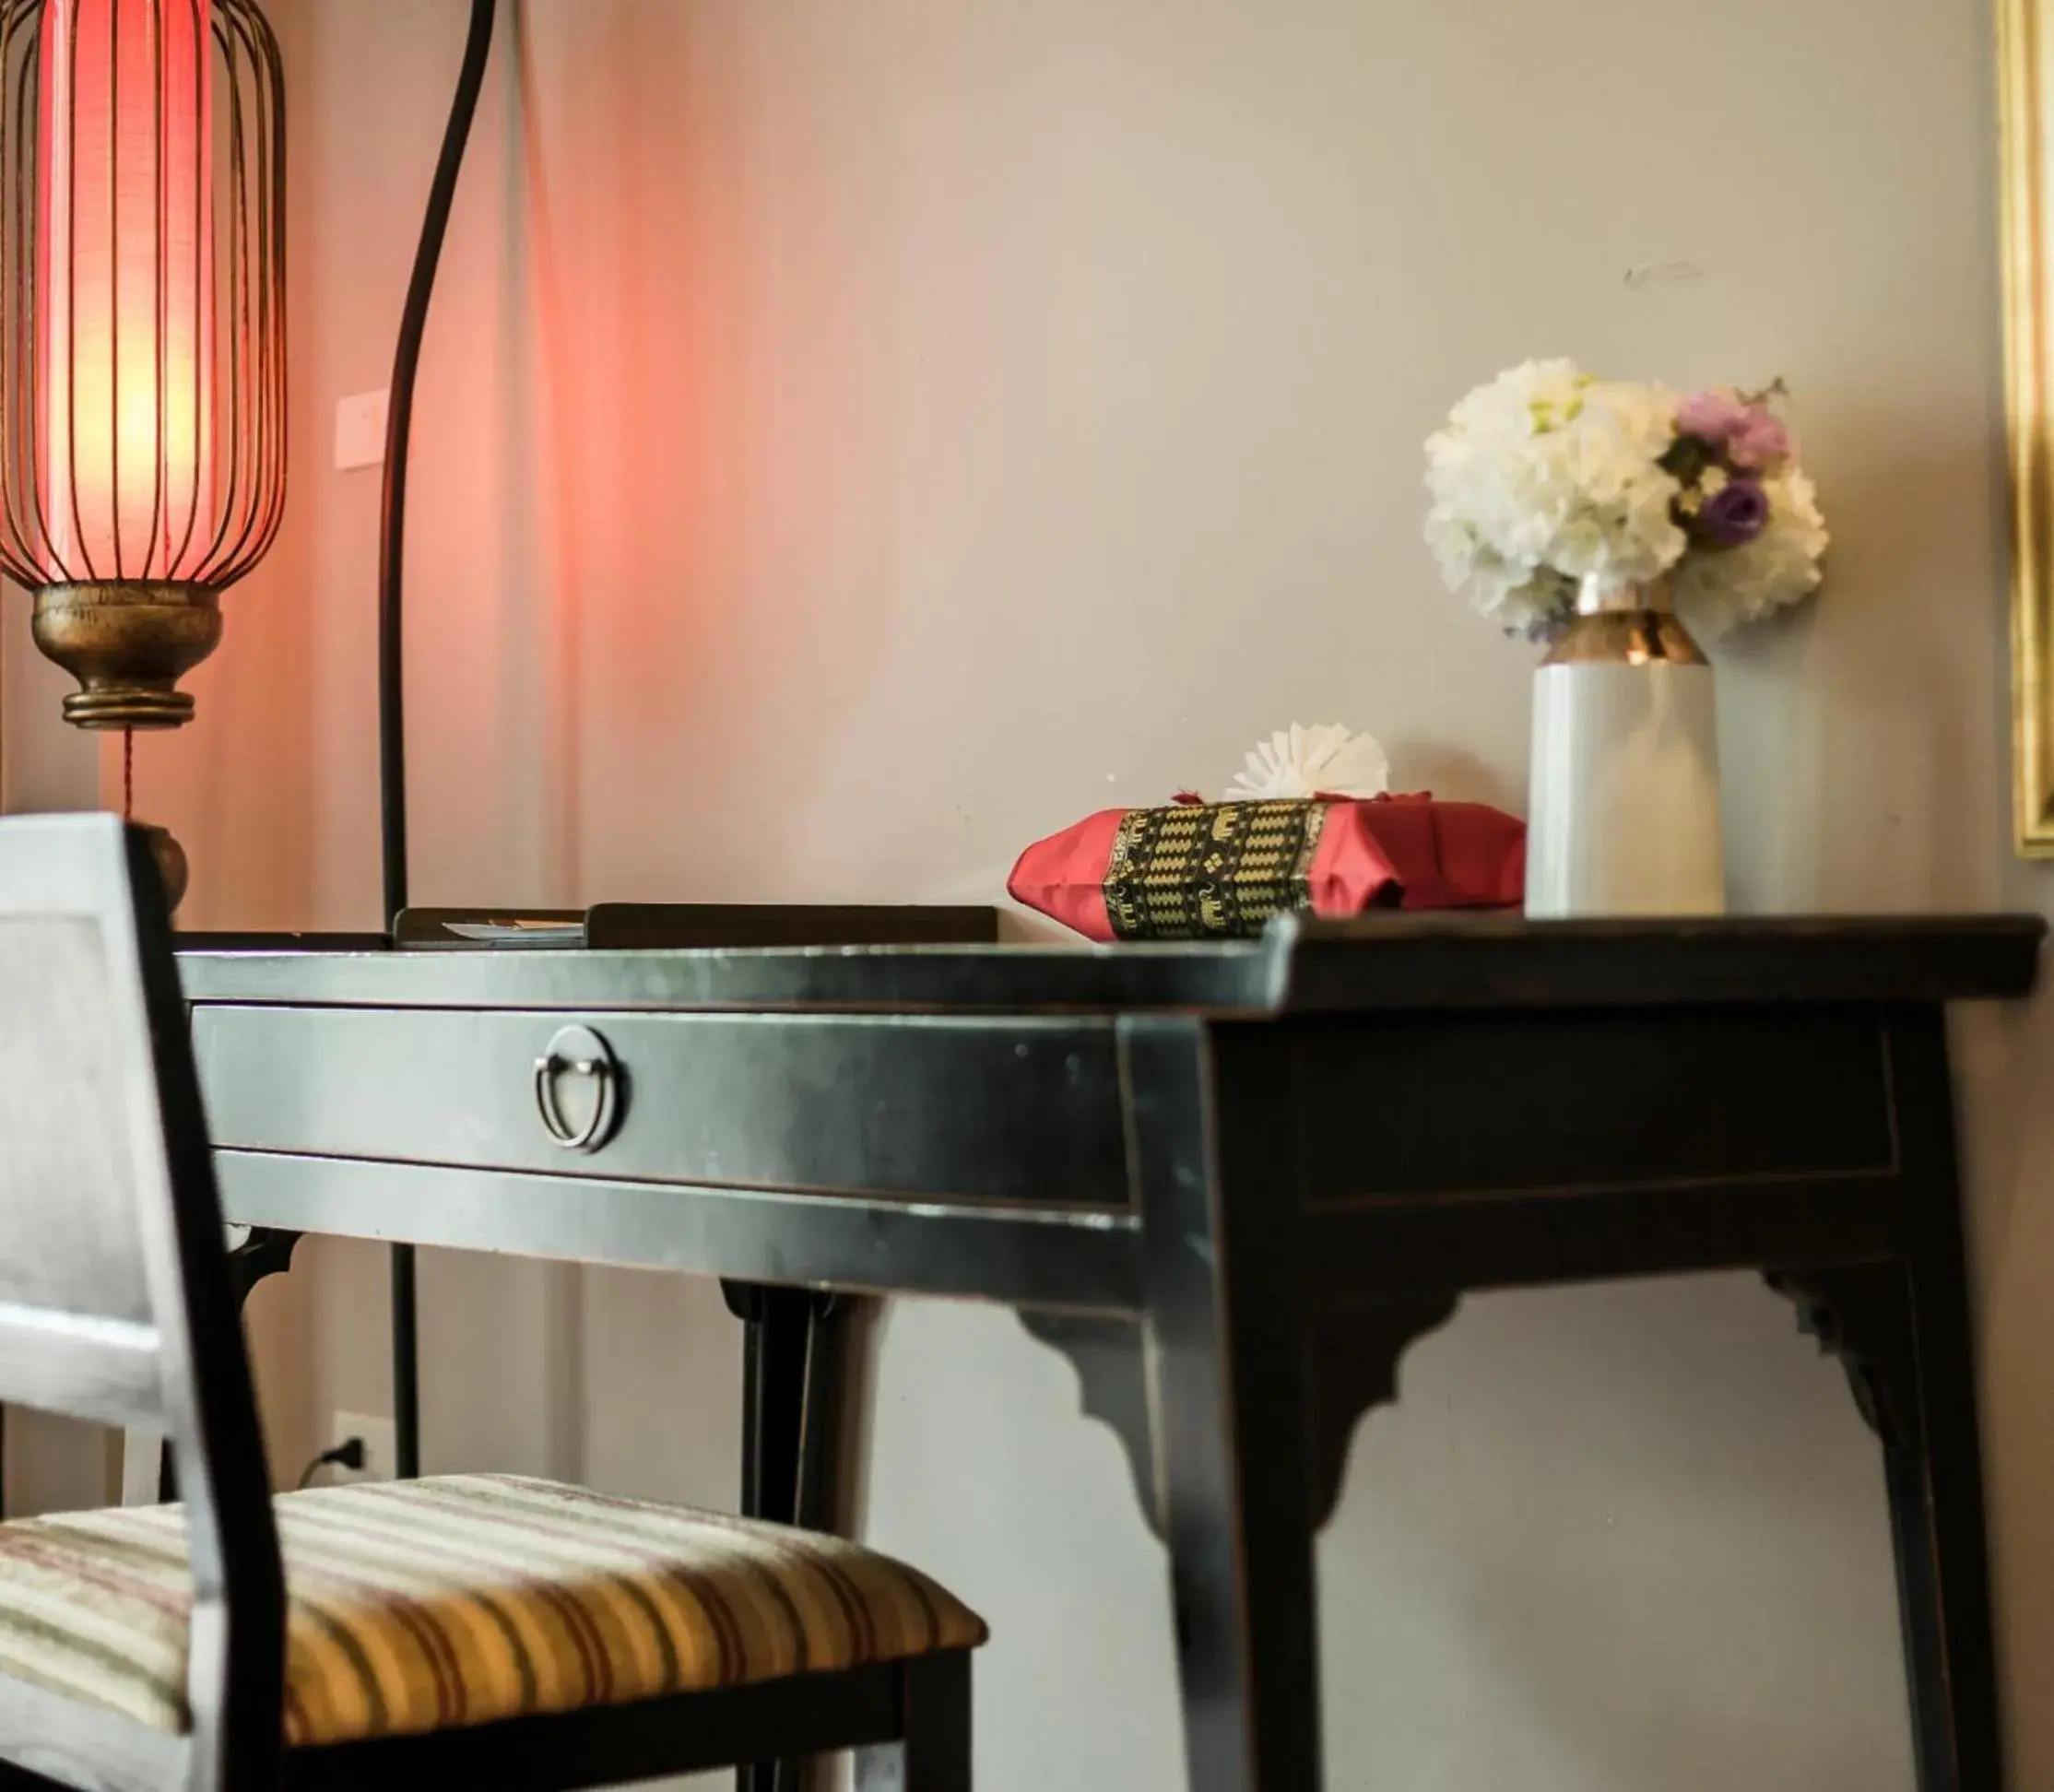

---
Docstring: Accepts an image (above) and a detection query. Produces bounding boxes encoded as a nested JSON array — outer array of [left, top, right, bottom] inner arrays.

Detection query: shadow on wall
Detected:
[[1382, 738, 1522, 812], [502, 2, 897, 905], [861, 1275, 1917, 1792], [1717, 403, 2004, 917], [1318, 1274, 1917, 1790]]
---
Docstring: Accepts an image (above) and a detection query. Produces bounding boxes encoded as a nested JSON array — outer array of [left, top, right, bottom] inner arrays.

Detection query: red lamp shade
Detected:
[[40, 0, 215, 582], [0, 0, 284, 730]]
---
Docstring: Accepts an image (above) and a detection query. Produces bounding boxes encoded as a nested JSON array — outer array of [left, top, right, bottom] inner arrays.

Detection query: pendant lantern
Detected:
[[0, 0, 283, 730]]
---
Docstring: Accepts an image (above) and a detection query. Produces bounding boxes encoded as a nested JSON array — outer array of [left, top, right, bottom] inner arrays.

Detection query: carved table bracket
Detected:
[[1304, 1291, 1461, 1532], [1021, 1292, 1464, 1539], [1765, 1262, 1920, 1452], [227, 1226, 301, 1312], [1018, 1312, 1162, 1538]]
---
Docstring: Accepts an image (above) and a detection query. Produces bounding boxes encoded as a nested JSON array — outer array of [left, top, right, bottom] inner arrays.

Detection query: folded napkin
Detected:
[[1009, 795, 1526, 942]]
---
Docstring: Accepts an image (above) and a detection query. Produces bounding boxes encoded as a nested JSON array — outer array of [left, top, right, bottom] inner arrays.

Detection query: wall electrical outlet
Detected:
[[326, 1410, 397, 1484], [333, 389, 390, 472]]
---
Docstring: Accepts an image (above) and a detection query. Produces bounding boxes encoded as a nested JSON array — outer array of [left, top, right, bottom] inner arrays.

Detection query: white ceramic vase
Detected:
[[1525, 574, 1726, 919]]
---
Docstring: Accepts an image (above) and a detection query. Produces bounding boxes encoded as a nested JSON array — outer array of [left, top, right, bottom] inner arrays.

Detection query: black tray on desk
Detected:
[[395, 904, 1003, 950]]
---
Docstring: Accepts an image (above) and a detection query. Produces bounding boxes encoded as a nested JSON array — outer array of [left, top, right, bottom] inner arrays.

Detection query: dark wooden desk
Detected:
[[176, 914, 2044, 1792]]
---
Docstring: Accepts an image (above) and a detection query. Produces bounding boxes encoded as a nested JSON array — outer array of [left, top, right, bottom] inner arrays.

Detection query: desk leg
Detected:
[[1772, 1247, 1999, 1792], [1770, 1008, 2001, 1792], [221, 1229, 303, 1505], [130, 1230, 302, 1507], [1895, 1256, 2001, 1792], [726, 1282, 850, 1792], [1128, 1019, 1322, 1792], [229, 1228, 301, 1311], [726, 1284, 846, 1530], [1890, 1006, 2001, 1792], [1883, 1278, 1993, 1792]]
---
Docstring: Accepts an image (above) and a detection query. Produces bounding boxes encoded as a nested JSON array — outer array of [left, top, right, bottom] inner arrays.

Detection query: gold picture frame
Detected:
[[2002, 0, 2054, 853]]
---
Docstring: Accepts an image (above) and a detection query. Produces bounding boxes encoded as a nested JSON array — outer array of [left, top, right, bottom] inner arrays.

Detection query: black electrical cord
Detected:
[[296, 1437, 368, 1491], [380, 0, 498, 1484]]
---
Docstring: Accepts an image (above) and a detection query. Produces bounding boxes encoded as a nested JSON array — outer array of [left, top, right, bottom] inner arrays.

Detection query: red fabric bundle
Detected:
[[1009, 795, 1526, 942]]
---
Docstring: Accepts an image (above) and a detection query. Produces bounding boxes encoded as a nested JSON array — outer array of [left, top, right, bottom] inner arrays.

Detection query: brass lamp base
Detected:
[[141, 823, 191, 914], [31, 582, 223, 731]]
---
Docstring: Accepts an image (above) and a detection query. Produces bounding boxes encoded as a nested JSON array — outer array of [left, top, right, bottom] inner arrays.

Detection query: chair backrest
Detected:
[[0, 816, 282, 1778]]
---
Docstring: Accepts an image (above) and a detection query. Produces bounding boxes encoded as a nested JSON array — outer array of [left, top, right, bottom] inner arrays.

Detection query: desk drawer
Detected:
[[1293, 1006, 1896, 1202], [193, 1006, 1131, 1209]]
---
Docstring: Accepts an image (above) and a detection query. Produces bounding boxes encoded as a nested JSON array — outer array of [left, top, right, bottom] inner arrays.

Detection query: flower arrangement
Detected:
[[1423, 360, 1828, 640]]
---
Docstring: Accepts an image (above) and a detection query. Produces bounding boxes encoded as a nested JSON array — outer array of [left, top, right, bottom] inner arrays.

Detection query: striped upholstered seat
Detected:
[[0, 1475, 987, 1748]]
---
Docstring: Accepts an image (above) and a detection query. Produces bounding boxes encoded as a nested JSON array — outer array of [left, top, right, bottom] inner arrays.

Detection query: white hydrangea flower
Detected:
[[1225, 725, 1390, 802], [1423, 360, 1686, 637], [1671, 466, 1829, 638], [1424, 360, 1827, 642]]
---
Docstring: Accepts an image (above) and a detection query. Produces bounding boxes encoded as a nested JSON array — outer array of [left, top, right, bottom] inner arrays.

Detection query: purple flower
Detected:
[[1728, 407, 1792, 470], [1676, 389, 1751, 442], [1698, 477, 1770, 548]]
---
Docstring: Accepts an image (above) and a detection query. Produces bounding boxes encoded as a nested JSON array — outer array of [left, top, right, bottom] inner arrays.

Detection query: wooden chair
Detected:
[[0, 815, 982, 1792]]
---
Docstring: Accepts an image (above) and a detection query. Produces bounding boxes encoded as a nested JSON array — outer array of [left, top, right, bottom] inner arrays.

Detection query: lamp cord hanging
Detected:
[[381, 0, 498, 1486], [122, 731, 133, 823]]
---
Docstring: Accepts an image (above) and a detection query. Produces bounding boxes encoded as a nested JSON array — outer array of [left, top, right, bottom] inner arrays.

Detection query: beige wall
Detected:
[[69, 0, 2054, 1784]]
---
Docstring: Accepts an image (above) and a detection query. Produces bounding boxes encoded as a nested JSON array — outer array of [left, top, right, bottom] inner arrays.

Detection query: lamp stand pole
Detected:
[[378, 0, 499, 1483]]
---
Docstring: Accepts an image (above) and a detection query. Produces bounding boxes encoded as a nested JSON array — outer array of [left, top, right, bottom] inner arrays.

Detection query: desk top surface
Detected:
[[173, 912, 2048, 1016]]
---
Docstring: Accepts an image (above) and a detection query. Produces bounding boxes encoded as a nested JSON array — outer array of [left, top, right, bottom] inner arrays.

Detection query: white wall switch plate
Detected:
[[327, 1409, 398, 1484], [334, 389, 390, 472]]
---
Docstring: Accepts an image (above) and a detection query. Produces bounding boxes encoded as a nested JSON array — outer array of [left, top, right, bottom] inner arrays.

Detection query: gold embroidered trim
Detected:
[[1104, 801, 1328, 939]]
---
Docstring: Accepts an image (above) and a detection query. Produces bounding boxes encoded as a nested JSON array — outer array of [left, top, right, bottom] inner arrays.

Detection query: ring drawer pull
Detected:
[[533, 1024, 622, 1154]]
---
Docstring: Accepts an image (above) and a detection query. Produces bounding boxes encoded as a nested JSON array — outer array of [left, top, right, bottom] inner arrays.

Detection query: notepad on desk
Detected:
[[395, 911, 587, 949]]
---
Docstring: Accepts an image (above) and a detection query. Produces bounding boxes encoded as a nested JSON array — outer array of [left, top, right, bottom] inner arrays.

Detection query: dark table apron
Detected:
[[178, 914, 2044, 1792]]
